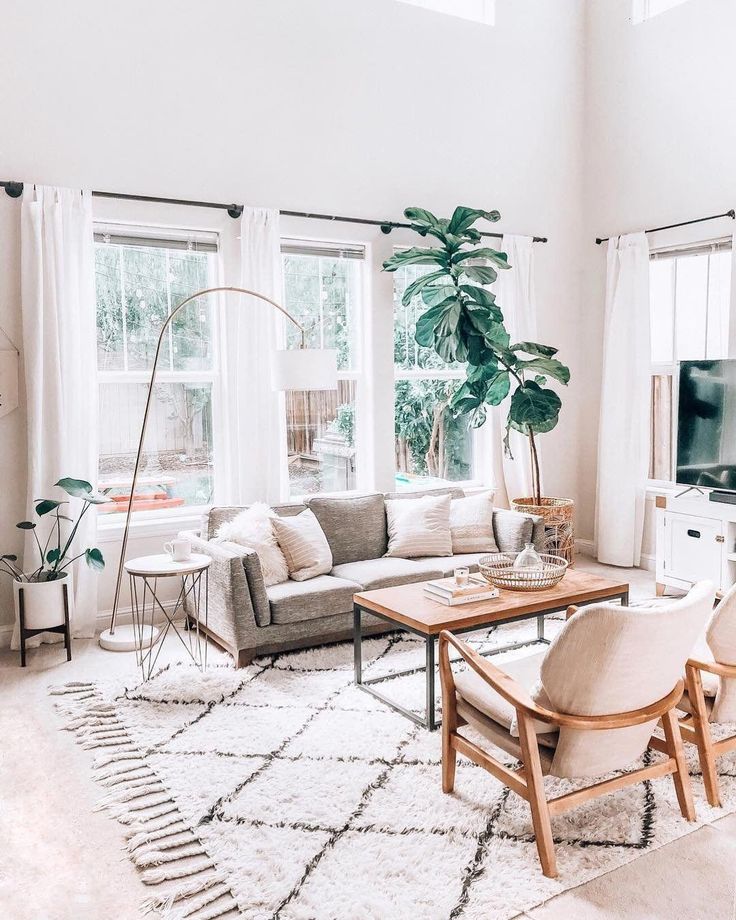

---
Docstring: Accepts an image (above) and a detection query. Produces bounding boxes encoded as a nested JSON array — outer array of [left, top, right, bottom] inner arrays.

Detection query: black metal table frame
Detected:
[[353, 588, 630, 731]]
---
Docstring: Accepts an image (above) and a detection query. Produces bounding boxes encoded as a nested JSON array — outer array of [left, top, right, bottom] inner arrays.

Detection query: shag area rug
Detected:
[[52, 619, 736, 920]]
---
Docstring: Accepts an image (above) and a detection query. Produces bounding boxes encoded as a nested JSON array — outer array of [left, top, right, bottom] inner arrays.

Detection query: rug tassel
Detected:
[[125, 812, 184, 839], [140, 872, 225, 915], [161, 883, 233, 919], [118, 804, 178, 826], [142, 858, 215, 885], [134, 841, 205, 868], [128, 825, 190, 853], [96, 782, 166, 811], [100, 766, 151, 786], [94, 751, 144, 768]]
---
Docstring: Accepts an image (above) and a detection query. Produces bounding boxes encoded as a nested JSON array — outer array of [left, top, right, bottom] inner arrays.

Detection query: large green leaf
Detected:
[[462, 264, 498, 285], [16, 521, 36, 530], [450, 382, 482, 414], [447, 207, 501, 236], [452, 248, 510, 270], [401, 270, 448, 306], [511, 341, 559, 358], [414, 303, 450, 347], [382, 247, 448, 272], [468, 405, 488, 429], [484, 322, 511, 350], [35, 499, 65, 516], [85, 547, 105, 572], [509, 381, 562, 434], [459, 284, 497, 307], [46, 548, 61, 565], [55, 477, 94, 497], [485, 371, 511, 406], [403, 207, 440, 229], [421, 285, 457, 308], [515, 357, 570, 385]]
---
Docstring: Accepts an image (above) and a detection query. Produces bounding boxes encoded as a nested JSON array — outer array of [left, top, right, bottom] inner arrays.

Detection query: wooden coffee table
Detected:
[[353, 570, 629, 730]]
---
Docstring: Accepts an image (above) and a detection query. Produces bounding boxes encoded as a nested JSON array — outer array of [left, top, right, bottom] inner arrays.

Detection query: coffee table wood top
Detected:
[[354, 570, 629, 636]]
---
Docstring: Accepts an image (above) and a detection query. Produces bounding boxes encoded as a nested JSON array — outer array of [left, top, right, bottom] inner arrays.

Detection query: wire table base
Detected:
[[125, 555, 210, 681]]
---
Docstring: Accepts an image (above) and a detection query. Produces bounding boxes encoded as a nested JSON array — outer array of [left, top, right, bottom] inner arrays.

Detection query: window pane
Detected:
[[650, 258, 675, 363], [394, 379, 473, 486], [282, 253, 360, 371], [285, 380, 357, 496], [96, 244, 125, 371], [674, 253, 708, 360], [649, 374, 673, 481], [393, 264, 456, 372], [706, 250, 731, 359], [98, 381, 214, 512]]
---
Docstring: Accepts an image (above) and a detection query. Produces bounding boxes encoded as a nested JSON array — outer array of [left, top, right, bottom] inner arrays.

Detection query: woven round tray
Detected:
[[478, 553, 569, 592]]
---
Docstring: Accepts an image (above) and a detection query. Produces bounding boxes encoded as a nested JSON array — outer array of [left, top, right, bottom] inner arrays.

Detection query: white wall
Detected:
[[582, 0, 736, 557], [0, 0, 587, 635]]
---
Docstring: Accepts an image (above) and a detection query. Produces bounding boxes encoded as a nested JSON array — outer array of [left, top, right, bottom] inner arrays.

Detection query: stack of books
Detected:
[[424, 575, 499, 607]]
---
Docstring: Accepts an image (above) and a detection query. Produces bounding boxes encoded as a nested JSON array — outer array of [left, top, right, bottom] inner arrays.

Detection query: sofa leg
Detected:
[[236, 648, 255, 668]]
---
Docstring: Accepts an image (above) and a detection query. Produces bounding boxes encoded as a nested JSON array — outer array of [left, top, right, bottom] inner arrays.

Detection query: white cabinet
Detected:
[[656, 493, 736, 595]]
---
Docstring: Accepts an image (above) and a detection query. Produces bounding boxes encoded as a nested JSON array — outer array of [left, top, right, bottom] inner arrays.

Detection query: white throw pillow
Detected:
[[272, 508, 333, 581], [214, 503, 289, 587], [450, 491, 498, 553], [385, 494, 452, 558]]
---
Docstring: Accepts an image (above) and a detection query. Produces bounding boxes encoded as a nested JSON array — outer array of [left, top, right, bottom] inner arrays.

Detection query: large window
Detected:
[[649, 240, 732, 481], [281, 241, 364, 496], [393, 262, 475, 489], [95, 227, 219, 513]]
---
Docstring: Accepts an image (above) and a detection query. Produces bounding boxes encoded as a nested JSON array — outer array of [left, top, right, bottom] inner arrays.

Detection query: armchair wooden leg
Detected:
[[439, 632, 457, 794], [517, 712, 557, 878], [662, 707, 696, 821], [684, 666, 721, 808]]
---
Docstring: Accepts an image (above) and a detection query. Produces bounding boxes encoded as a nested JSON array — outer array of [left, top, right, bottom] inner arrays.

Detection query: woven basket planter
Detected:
[[511, 496, 575, 564]]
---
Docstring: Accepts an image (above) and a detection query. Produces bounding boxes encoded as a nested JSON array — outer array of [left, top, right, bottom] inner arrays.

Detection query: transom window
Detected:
[[393, 261, 475, 489], [94, 226, 219, 513], [396, 0, 494, 26], [649, 239, 733, 481], [281, 241, 364, 497], [632, 0, 691, 24]]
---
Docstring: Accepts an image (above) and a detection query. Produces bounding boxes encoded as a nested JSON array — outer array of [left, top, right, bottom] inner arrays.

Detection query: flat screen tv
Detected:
[[677, 359, 736, 492]]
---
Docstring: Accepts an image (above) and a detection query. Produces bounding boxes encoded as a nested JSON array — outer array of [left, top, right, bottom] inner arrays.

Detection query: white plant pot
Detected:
[[13, 572, 73, 630]]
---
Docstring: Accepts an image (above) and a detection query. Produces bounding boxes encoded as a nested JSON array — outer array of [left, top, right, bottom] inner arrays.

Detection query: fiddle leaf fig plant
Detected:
[[383, 206, 570, 504], [0, 477, 106, 583]]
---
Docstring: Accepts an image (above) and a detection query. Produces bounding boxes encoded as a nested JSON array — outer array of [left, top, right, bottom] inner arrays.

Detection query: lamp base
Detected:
[[99, 624, 160, 652]]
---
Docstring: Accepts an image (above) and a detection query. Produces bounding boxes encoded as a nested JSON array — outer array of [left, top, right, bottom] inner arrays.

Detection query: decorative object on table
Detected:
[[164, 536, 192, 562], [512, 495, 575, 564], [382, 206, 570, 506], [512, 541, 544, 570], [124, 553, 211, 679], [424, 575, 499, 607], [100, 285, 338, 653], [1, 477, 106, 666], [479, 552, 568, 592], [454, 566, 470, 586]]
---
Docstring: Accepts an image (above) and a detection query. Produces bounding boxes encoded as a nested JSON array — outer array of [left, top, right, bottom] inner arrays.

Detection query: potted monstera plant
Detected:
[[383, 206, 574, 558], [1, 477, 106, 632]]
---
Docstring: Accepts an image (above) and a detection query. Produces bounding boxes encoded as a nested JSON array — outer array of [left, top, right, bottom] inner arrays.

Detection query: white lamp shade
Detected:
[[271, 348, 338, 391]]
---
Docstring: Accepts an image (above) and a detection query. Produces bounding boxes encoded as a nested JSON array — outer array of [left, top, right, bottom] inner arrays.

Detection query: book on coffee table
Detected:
[[424, 575, 499, 606]]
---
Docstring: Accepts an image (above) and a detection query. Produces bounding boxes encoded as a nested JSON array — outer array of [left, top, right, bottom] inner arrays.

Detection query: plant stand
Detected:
[[511, 497, 575, 565], [17, 581, 72, 667]]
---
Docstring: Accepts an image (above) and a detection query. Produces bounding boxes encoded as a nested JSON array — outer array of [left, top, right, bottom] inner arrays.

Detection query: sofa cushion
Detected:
[[331, 557, 443, 591], [266, 574, 361, 625], [385, 494, 453, 558], [413, 553, 487, 578], [450, 491, 498, 553], [207, 502, 306, 540], [307, 493, 387, 565], [272, 509, 333, 581]]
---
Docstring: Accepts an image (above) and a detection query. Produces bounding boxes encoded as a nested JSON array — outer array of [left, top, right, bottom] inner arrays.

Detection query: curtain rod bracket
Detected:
[[4, 181, 23, 199], [227, 204, 244, 219], [380, 224, 393, 235]]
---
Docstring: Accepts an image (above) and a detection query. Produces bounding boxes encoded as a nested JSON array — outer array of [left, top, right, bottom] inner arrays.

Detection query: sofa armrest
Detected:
[[492, 509, 545, 554], [180, 534, 261, 656]]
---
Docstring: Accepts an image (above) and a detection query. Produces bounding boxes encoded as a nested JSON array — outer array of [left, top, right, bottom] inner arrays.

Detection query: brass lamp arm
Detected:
[[107, 286, 305, 637]]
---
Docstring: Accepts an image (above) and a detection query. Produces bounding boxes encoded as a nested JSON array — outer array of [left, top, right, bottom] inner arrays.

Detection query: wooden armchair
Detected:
[[439, 580, 716, 878], [677, 582, 736, 807]]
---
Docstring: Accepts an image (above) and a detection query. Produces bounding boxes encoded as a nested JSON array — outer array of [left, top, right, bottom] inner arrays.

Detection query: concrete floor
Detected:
[[0, 557, 734, 920]]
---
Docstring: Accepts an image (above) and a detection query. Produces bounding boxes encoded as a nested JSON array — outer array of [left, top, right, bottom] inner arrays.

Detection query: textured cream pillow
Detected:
[[385, 494, 452, 558], [272, 509, 333, 581], [450, 491, 498, 553], [214, 503, 289, 587]]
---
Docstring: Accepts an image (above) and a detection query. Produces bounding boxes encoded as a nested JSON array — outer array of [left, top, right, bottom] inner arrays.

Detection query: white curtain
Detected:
[[489, 235, 539, 507], [217, 207, 288, 505], [14, 186, 99, 647], [595, 232, 651, 567]]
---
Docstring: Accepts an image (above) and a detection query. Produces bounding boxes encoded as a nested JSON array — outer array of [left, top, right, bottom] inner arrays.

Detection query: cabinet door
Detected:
[[665, 513, 723, 587]]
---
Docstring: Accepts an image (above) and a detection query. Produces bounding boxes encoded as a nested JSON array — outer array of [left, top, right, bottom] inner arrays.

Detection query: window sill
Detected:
[[96, 506, 208, 543]]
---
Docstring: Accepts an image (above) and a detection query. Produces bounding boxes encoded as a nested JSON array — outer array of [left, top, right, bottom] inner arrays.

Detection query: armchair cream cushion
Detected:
[[704, 582, 736, 722]]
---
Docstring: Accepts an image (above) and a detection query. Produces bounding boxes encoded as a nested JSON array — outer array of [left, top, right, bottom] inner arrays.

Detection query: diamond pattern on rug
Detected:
[[52, 619, 736, 920]]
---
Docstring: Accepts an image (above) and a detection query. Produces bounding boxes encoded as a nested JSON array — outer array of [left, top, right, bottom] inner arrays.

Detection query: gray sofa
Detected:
[[183, 487, 544, 666]]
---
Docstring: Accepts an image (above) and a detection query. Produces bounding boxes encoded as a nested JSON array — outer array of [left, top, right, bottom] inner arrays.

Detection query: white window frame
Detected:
[[396, 0, 494, 26], [647, 237, 734, 489], [280, 238, 369, 498], [632, 0, 690, 25], [94, 223, 222, 528]]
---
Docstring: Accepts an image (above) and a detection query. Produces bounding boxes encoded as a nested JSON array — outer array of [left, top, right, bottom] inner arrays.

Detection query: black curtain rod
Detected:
[[595, 209, 735, 245], [1, 180, 548, 243]]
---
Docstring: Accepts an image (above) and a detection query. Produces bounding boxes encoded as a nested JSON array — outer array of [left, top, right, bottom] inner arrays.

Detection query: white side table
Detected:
[[124, 553, 211, 680]]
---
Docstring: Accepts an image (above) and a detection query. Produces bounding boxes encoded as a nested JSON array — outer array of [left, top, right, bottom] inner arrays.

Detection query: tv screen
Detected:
[[677, 359, 736, 492]]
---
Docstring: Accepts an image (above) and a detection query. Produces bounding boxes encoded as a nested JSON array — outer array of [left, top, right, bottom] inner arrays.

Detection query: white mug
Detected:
[[164, 538, 192, 562]]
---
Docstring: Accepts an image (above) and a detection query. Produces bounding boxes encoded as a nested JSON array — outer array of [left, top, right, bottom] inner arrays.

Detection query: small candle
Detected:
[[454, 567, 470, 587]]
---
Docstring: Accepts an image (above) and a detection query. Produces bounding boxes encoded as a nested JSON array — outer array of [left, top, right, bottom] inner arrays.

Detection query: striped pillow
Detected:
[[272, 509, 333, 581], [450, 491, 498, 553], [385, 494, 452, 558]]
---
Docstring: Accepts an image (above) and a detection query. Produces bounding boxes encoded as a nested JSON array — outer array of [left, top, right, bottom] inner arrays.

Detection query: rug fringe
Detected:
[[51, 681, 237, 919]]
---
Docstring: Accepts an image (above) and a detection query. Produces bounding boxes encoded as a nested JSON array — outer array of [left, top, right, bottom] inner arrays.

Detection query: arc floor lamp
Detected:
[[99, 285, 338, 652]]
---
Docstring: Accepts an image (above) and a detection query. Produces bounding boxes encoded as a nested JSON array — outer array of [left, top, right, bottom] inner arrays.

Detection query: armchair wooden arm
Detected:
[[686, 657, 736, 679], [439, 630, 684, 731]]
